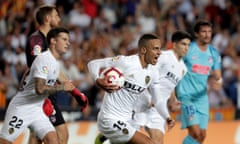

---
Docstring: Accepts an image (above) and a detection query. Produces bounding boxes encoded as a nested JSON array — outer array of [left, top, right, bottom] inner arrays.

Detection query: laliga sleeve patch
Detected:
[[32, 45, 42, 55], [41, 66, 49, 74]]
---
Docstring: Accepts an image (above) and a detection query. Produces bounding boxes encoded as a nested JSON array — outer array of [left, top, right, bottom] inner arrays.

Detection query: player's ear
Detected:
[[172, 42, 176, 49], [141, 47, 146, 54], [50, 37, 57, 44]]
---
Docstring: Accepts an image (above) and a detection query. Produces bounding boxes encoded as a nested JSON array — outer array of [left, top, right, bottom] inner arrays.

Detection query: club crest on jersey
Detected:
[[8, 128, 14, 134], [208, 56, 213, 64], [111, 56, 120, 61], [32, 45, 42, 55], [191, 55, 197, 60], [145, 76, 150, 84], [122, 128, 129, 134], [41, 66, 49, 74]]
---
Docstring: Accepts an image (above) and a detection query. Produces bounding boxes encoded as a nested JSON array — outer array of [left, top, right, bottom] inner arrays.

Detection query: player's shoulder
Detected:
[[36, 50, 50, 59], [161, 50, 174, 57], [28, 31, 44, 41], [158, 50, 174, 62], [208, 44, 220, 54], [29, 31, 43, 38], [115, 54, 138, 62]]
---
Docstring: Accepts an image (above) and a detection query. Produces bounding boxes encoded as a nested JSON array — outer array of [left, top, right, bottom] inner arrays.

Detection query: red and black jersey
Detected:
[[25, 30, 48, 68]]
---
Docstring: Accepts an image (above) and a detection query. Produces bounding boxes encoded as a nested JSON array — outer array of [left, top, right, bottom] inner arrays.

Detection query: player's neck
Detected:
[[139, 55, 148, 68], [173, 50, 181, 61], [39, 25, 52, 36], [49, 47, 61, 60], [196, 41, 208, 51]]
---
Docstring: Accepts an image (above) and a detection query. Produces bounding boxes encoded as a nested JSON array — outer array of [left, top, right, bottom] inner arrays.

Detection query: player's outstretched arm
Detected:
[[35, 77, 75, 95]]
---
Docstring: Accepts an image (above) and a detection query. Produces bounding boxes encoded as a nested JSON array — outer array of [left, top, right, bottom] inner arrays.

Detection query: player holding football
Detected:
[[0, 27, 75, 144], [94, 31, 192, 144], [131, 30, 192, 144], [23, 5, 88, 144], [176, 20, 222, 144], [88, 34, 173, 144]]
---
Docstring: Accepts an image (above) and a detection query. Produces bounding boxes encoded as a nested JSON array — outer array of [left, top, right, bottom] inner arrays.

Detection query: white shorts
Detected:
[[133, 107, 166, 134], [97, 116, 137, 143], [0, 102, 55, 142]]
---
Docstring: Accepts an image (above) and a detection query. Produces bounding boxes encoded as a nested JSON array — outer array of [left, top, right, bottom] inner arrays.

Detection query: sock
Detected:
[[183, 135, 199, 144]]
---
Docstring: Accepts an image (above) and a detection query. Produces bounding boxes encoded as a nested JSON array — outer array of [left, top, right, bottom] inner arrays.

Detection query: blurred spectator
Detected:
[[82, 0, 99, 19], [222, 46, 240, 107], [1, 64, 18, 106], [0, 59, 6, 109], [212, 27, 230, 56], [69, 1, 91, 29], [204, 0, 221, 23], [208, 85, 233, 108], [229, 23, 240, 55]]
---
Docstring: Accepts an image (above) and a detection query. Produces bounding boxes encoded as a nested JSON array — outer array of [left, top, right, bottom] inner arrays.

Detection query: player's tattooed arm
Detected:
[[35, 77, 75, 96]]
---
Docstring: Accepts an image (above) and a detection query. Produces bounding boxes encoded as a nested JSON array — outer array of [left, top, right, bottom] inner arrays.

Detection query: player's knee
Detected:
[[43, 131, 59, 144], [58, 134, 68, 144], [199, 131, 206, 142], [189, 131, 202, 142], [56, 126, 69, 144], [153, 138, 163, 144], [151, 134, 163, 144]]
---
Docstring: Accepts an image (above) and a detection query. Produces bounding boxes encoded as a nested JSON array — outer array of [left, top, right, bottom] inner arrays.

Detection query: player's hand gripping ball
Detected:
[[100, 67, 125, 88]]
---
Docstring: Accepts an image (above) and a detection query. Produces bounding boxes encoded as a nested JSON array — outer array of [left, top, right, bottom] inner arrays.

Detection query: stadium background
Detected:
[[0, 0, 240, 143]]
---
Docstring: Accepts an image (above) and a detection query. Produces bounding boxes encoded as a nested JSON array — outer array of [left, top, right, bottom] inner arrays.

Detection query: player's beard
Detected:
[[50, 22, 60, 28]]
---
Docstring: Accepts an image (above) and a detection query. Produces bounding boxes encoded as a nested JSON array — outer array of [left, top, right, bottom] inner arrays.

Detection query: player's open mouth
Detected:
[[154, 56, 159, 62]]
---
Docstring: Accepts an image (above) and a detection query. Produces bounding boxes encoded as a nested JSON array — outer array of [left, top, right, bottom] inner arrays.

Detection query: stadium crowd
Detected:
[[0, 0, 240, 121]]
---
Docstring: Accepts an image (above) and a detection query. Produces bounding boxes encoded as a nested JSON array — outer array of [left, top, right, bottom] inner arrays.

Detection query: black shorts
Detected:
[[48, 94, 65, 126]]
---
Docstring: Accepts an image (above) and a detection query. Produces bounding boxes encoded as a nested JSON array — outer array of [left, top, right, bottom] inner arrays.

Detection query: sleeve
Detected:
[[212, 48, 221, 70], [31, 55, 49, 80], [149, 68, 170, 120], [29, 35, 44, 56], [87, 55, 124, 81], [26, 35, 44, 67]]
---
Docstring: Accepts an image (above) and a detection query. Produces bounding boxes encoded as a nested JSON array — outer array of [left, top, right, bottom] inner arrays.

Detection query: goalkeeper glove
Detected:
[[71, 88, 88, 112], [43, 98, 55, 116]]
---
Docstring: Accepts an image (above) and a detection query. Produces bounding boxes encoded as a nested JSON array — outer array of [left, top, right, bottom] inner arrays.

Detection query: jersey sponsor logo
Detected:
[[32, 44, 42, 55], [192, 64, 210, 75], [41, 66, 49, 74], [123, 81, 145, 94], [165, 72, 179, 85], [47, 79, 55, 85]]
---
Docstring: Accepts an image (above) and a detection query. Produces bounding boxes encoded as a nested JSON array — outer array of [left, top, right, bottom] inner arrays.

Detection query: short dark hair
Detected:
[[138, 34, 159, 48], [47, 27, 69, 44], [171, 31, 192, 42], [193, 20, 212, 33], [35, 5, 57, 25]]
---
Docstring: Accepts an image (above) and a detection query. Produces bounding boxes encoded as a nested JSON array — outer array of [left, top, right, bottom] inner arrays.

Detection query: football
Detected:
[[100, 67, 125, 87]]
